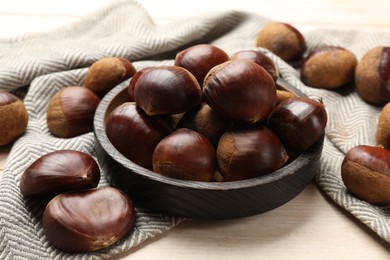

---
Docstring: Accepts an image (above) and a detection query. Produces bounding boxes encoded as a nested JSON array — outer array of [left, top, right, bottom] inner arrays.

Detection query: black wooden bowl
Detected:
[[94, 78, 324, 219]]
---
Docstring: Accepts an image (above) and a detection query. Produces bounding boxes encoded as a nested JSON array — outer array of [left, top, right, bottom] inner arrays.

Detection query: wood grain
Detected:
[[115, 183, 390, 260]]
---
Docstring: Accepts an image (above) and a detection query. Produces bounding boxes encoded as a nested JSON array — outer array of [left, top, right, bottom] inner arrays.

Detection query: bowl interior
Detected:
[[93, 77, 324, 218]]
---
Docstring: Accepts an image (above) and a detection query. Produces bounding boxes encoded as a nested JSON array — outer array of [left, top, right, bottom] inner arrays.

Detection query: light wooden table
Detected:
[[1, 0, 390, 259]]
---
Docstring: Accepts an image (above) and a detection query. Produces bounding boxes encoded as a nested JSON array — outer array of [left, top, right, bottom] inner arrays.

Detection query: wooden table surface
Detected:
[[1, 0, 390, 259]]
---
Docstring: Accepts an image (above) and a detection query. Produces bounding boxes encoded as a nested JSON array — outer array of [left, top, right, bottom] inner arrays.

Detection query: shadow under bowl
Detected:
[[94, 78, 324, 219]]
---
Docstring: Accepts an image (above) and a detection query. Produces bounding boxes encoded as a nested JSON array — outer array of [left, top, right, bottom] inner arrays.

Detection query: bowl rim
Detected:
[[93, 77, 318, 191]]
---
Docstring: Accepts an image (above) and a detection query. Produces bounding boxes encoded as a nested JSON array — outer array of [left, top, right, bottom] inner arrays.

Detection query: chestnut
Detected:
[[355, 46, 390, 106], [301, 45, 357, 89], [230, 49, 279, 82], [276, 89, 296, 105], [267, 97, 327, 152], [341, 145, 390, 204], [42, 186, 135, 252], [152, 128, 216, 182], [203, 59, 276, 123], [134, 66, 202, 116], [46, 86, 100, 138], [176, 103, 232, 147], [376, 102, 390, 149], [0, 90, 29, 146], [19, 150, 100, 198], [127, 67, 154, 102], [174, 44, 230, 86], [106, 102, 171, 170], [217, 125, 288, 181], [256, 22, 306, 62], [85, 57, 136, 97]]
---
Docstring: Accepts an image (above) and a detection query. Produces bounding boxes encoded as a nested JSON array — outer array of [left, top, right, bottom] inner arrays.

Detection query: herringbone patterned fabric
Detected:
[[1, 0, 390, 258]]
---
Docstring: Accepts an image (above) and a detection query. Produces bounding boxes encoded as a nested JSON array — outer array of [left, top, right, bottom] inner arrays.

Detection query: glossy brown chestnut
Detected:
[[152, 128, 216, 182], [19, 150, 100, 198], [267, 97, 327, 151], [134, 66, 202, 116], [127, 67, 154, 102], [376, 102, 390, 149], [256, 22, 306, 62], [301, 45, 357, 89], [176, 103, 231, 147], [0, 90, 29, 146], [42, 186, 135, 252], [355, 46, 390, 106], [85, 57, 136, 97], [341, 145, 390, 204], [174, 44, 230, 86], [203, 60, 276, 123], [230, 49, 279, 82], [106, 102, 171, 170], [217, 125, 288, 181], [47, 86, 100, 138]]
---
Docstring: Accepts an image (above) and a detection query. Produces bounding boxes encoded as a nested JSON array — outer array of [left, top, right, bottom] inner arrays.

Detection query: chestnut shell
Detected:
[[217, 125, 288, 181], [19, 150, 100, 198], [176, 103, 231, 147], [267, 97, 327, 151], [85, 57, 136, 97], [152, 128, 217, 182], [256, 22, 306, 62], [300, 45, 357, 89], [134, 66, 202, 115], [106, 102, 171, 170], [127, 67, 154, 102], [230, 49, 279, 82], [376, 102, 390, 149], [42, 187, 135, 252], [355, 46, 390, 106], [46, 86, 100, 138], [0, 90, 29, 146], [341, 145, 390, 204], [174, 44, 230, 86], [203, 60, 276, 123], [0, 90, 19, 105]]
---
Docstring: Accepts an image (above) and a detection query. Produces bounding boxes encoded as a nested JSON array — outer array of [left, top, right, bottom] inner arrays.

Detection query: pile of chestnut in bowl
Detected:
[[106, 44, 328, 183]]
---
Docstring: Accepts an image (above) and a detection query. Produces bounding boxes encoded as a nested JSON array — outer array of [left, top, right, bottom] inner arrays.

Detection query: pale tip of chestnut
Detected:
[[256, 22, 306, 62], [0, 90, 29, 146], [85, 57, 136, 97]]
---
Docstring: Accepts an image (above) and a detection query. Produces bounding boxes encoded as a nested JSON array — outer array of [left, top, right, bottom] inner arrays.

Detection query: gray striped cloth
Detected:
[[1, 0, 390, 258]]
